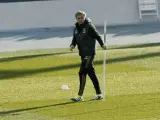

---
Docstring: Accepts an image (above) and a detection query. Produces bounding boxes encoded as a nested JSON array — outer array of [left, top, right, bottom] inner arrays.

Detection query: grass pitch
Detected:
[[0, 43, 160, 120]]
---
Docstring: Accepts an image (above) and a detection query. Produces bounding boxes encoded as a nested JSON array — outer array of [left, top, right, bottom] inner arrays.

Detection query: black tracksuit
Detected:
[[70, 18, 104, 96]]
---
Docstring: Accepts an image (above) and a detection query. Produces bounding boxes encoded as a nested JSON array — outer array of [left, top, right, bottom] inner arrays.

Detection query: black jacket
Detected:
[[70, 18, 104, 56]]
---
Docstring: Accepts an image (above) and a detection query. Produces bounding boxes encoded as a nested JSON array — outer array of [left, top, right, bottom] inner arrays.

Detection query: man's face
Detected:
[[76, 14, 85, 24]]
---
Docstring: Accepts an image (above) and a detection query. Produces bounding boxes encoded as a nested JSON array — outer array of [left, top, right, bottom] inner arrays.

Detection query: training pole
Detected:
[[103, 20, 107, 100]]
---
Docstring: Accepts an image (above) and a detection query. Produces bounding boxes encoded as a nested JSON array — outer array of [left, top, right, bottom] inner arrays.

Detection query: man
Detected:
[[70, 11, 107, 102]]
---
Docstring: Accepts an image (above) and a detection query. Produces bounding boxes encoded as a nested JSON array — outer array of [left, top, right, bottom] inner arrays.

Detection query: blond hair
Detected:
[[75, 11, 87, 18]]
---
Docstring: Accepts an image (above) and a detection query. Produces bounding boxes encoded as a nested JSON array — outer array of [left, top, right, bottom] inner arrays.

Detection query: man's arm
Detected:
[[70, 28, 77, 47], [70, 36, 77, 48], [70, 28, 77, 51], [88, 24, 104, 47]]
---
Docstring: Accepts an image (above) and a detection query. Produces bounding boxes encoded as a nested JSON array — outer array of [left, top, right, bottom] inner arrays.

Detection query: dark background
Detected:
[[0, 0, 51, 3]]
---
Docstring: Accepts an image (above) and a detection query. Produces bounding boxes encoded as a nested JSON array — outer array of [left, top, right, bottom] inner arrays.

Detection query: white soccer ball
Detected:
[[61, 85, 69, 90]]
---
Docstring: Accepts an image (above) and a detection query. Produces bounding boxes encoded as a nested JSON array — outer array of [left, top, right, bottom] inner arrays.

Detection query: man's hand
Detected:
[[70, 45, 75, 51], [102, 45, 107, 50]]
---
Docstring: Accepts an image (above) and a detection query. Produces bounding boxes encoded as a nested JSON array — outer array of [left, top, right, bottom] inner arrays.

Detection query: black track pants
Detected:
[[78, 56, 102, 96]]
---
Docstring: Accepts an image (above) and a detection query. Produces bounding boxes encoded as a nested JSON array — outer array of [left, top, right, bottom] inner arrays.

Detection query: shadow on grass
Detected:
[[0, 51, 159, 80], [0, 102, 73, 116], [0, 43, 159, 63], [0, 51, 76, 63], [1, 93, 160, 117], [0, 101, 89, 116], [109, 42, 160, 50]]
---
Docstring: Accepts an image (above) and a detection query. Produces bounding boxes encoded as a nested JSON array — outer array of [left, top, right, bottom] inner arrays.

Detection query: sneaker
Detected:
[[91, 95, 103, 100], [71, 96, 83, 102]]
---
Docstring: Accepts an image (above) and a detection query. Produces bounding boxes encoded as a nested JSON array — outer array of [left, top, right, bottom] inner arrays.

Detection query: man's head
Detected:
[[75, 11, 87, 25]]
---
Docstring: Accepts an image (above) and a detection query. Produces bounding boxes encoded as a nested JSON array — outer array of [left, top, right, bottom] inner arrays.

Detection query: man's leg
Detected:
[[78, 57, 87, 96], [78, 71, 87, 96], [71, 56, 87, 102], [87, 56, 103, 100]]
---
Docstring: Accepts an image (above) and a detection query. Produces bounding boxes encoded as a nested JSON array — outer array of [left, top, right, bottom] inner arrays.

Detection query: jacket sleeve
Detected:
[[70, 28, 77, 48], [89, 24, 104, 47]]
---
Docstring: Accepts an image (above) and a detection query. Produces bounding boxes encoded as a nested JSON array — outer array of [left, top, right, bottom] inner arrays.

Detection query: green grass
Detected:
[[0, 43, 160, 120]]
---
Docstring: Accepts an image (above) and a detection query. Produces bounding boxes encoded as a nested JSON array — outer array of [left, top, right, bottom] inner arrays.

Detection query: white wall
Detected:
[[0, 0, 159, 31]]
